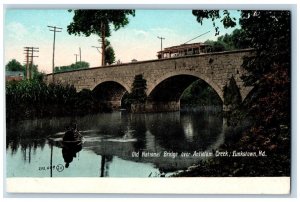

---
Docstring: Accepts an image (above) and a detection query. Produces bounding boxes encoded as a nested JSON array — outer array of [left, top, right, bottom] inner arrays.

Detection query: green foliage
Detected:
[[192, 10, 237, 35], [240, 11, 290, 86], [193, 10, 291, 129], [223, 76, 242, 107], [192, 10, 291, 176], [6, 59, 43, 80], [204, 28, 251, 52], [217, 28, 251, 50], [26, 63, 43, 80], [204, 40, 226, 52], [131, 74, 147, 103], [67, 10, 134, 66], [6, 59, 24, 71], [105, 46, 115, 65], [6, 80, 104, 120], [105, 40, 116, 65], [123, 74, 147, 108], [67, 10, 135, 38], [181, 80, 222, 106], [54, 61, 90, 73]]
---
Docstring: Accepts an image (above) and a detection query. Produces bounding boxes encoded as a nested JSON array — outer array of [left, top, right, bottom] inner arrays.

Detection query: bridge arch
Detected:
[[92, 80, 129, 110], [147, 71, 224, 102], [91, 79, 131, 93]]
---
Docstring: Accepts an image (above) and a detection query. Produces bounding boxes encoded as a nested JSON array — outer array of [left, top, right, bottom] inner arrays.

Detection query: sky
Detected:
[[4, 9, 240, 74]]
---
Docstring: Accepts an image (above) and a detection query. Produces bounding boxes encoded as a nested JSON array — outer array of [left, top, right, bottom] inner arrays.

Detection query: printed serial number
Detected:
[[38, 164, 64, 172]]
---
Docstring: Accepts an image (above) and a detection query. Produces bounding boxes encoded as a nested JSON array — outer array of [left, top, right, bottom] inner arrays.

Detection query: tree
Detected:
[[122, 74, 147, 110], [54, 61, 90, 73], [223, 76, 242, 108], [130, 74, 147, 104], [103, 39, 116, 65], [26, 63, 42, 80], [6, 59, 24, 72], [216, 29, 251, 50], [67, 10, 135, 66], [74, 61, 90, 69], [105, 46, 115, 65], [193, 10, 291, 159], [204, 40, 226, 52], [193, 10, 290, 85], [205, 28, 251, 52]]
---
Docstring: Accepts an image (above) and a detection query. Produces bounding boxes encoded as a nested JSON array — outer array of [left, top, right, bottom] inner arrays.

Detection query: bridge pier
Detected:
[[131, 101, 180, 113]]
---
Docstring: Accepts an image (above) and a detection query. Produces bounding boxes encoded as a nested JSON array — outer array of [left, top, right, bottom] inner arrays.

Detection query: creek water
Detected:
[[6, 109, 226, 177]]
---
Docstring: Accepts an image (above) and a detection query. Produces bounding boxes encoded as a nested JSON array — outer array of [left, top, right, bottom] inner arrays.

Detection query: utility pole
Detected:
[[79, 47, 81, 62], [157, 36, 165, 59], [101, 22, 106, 66], [24, 48, 30, 80], [92, 46, 102, 66], [24, 47, 39, 80], [48, 25, 62, 83], [74, 53, 78, 63]]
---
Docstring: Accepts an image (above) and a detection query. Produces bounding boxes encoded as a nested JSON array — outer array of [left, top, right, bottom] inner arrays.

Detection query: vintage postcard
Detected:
[[4, 6, 292, 194]]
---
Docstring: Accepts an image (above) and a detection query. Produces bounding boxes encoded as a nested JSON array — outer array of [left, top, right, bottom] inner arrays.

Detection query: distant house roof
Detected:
[[6, 71, 24, 77]]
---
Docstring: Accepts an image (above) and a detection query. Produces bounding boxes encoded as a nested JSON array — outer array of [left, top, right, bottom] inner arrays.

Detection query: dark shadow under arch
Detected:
[[93, 81, 128, 110], [147, 75, 223, 110]]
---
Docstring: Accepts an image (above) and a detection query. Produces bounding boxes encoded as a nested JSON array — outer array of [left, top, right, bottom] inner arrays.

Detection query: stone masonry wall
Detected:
[[45, 49, 253, 102]]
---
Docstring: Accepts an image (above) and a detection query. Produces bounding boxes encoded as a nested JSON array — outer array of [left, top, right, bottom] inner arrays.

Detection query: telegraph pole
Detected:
[[157, 36, 165, 59], [24, 47, 39, 80], [24, 48, 30, 80], [92, 46, 101, 66], [48, 25, 62, 82], [79, 47, 81, 62], [74, 53, 78, 63], [101, 22, 105, 66]]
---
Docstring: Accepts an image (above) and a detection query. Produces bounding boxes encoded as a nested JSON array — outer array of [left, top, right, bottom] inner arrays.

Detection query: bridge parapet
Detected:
[[45, 49, 253, 112]]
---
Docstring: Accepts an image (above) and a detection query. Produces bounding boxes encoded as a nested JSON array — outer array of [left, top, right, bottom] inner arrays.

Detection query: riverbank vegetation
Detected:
[[174, 10, 291, 177], [6, 78, 111, 121], [180, 80, 222, 111]]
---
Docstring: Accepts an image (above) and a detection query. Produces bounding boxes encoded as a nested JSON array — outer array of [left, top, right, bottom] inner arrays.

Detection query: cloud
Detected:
[[132, 29, 149, 39], [5, 22, 28, 41]]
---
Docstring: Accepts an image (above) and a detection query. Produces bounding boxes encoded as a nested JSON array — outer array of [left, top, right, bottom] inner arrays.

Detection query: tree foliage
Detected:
[[123, 74, 147, 109], [192, 10, 291, 175], [67, 10, 135, 66], [6, 59, 24, 72], [67, 10, 135, 37], [181, 80, 223, 107], [130, 74, 147, 104], [204, 28, 251, 52], [204, 40, 226, 52], [217, 28, 251, 50], [54, 61, 90, 73], [223, 76, 242, 107], [5, 59, 43, 80], [104, 39, 116, 65], [192, 10, 237, 35]]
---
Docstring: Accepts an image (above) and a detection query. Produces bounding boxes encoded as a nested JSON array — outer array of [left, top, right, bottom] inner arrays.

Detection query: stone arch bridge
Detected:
[[45, 49, 253, 112]]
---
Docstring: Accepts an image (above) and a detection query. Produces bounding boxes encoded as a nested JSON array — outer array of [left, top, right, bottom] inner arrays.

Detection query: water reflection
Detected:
[[62, 143, 82, 168], [7, 110, 225, 177]]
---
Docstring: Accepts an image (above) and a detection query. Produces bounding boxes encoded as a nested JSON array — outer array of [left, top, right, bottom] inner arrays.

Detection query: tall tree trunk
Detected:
[[101, 22, 106, 66]]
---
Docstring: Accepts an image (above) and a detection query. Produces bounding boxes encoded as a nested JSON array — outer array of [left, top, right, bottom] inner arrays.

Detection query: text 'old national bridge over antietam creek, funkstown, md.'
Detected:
[[45, 49, 254, 113]]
